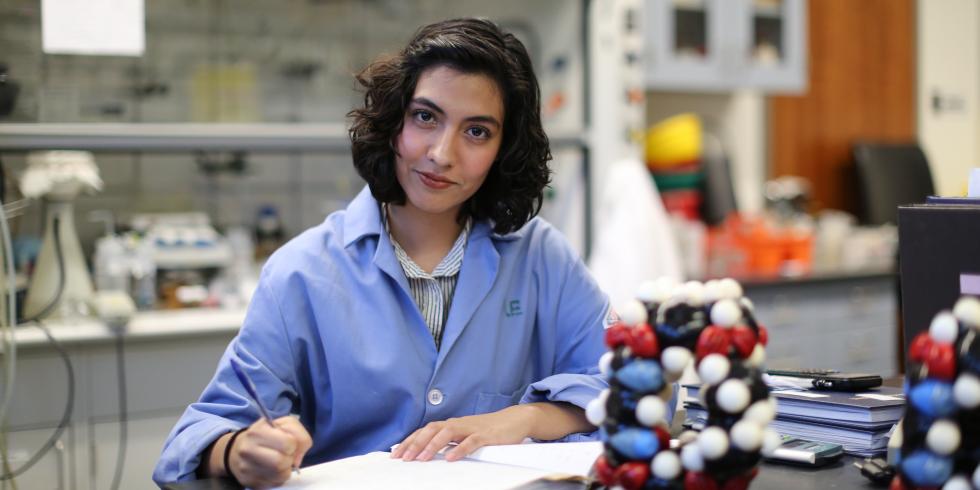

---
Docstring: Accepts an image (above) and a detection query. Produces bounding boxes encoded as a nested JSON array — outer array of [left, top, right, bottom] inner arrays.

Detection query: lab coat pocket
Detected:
[[474, 388, 523, 415]]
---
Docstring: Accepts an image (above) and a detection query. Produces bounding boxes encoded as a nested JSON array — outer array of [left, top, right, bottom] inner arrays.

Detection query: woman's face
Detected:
[[394, 65, 504, 220]]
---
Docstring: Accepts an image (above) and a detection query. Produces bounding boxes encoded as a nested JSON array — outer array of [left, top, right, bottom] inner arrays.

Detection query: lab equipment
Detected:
[[131, 212, 232, 270], [253, 205, 284, 261], [21, 151, 103, 320]]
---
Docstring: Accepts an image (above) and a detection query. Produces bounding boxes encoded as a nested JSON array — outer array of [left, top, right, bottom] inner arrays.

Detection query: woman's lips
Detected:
[[416, 170, 454, 190]]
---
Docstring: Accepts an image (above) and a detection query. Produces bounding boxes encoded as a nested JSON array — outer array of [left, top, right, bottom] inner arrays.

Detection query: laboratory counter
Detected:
[[3, 307, 246, 350], [729, 266, 896, 290]]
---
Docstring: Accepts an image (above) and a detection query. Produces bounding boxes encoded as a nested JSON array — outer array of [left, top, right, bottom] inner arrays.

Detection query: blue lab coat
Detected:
[[153, 186, 610, 484]]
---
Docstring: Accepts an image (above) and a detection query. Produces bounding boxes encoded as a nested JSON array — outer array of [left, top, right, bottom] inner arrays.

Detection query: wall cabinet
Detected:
[[4, 425, 73, 490], [644, 0, 807, 93], [89, 414, 184, 490], [3, 311, 240, 489]]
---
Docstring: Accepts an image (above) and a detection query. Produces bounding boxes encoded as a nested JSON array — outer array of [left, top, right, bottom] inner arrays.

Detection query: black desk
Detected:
[[755, 456, 876, 489], [163, 456, 878, 490]]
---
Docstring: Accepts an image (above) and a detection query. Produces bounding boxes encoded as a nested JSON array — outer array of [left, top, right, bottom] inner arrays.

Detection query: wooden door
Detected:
[[769, 0, 915, 213]]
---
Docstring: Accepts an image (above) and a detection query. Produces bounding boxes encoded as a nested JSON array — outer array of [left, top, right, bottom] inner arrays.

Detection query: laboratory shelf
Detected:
[[0, 123, 589, 152], [0, 123, 350, 152], [5, 307, 246, 349]]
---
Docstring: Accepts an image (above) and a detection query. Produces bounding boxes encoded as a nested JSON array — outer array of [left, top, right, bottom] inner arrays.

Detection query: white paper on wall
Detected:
[[42, 0, 144, 56], [969, 168, 980, 197]]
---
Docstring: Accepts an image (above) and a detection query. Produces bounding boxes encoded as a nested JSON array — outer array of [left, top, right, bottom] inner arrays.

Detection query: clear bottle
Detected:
[[94, 234, 130, 293], [129, 235, 157, 310]]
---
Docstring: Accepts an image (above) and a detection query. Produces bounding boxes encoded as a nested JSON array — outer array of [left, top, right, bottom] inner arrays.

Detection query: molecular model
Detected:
[[586, 278, 780, 490], [893, 296, 980, 490]]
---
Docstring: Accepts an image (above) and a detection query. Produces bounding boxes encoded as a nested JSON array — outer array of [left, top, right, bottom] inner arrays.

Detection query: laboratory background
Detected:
[[0, 0, 977, 488]]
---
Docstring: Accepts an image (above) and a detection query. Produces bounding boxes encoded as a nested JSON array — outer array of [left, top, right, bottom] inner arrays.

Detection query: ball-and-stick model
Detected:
[[587, 278, 779, 490], [892, 296, 980, 490]]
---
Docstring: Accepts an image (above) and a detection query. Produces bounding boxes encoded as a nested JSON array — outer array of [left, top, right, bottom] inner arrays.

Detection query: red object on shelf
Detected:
[[661, 189, 703, 221], [650, 160, 702, 175]]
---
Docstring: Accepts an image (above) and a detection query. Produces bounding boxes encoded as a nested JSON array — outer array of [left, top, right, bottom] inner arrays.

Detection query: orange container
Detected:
[[706, 214, 814, 279]]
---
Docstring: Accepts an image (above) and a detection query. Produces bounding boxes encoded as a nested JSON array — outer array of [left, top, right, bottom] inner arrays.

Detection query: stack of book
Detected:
[[683, 384, 904, 457]]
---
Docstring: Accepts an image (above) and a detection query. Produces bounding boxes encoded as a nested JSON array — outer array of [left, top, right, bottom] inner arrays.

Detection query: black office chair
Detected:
[[700, 133, 738, 226], [853, 142, 936, 226]]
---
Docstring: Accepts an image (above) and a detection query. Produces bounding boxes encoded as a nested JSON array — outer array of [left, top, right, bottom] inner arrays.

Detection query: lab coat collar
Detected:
[[343, 186, 384, 248], [341, 185, 526, 247]]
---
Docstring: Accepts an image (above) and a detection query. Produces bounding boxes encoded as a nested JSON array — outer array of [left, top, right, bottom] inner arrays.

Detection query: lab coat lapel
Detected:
[[437, 223, 499, 365], [373, 230, 439, 357], [344, 186, 436, 357], [373, 231, 411, 297]]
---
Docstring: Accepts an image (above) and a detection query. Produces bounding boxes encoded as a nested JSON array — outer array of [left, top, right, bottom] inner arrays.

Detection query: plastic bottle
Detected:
[[129, 236, 157, 310], [94, 235, 130, 292]]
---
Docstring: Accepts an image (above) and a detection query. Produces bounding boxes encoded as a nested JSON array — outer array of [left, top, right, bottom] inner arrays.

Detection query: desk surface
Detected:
[[164, 456, 877, 490]]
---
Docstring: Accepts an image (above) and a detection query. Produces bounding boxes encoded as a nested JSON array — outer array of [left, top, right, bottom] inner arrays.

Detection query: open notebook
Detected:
[[273, 441, 603, 490]]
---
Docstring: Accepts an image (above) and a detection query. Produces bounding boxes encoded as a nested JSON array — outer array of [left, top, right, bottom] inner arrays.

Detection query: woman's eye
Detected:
[[467, 126, 490, 139], [413, 110, 435, 123]]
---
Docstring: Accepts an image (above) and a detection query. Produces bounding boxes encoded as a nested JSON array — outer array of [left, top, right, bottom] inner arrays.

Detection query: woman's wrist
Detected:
[[198, 431, 231, 479], [507, 403, 545, 440], [197, 429, 242, 479], [516, 402, 591, 441], [222, 428, 247, 482]]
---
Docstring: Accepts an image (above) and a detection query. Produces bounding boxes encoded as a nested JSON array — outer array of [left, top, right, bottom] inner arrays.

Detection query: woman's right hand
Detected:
[[227, 416, 312, 489]]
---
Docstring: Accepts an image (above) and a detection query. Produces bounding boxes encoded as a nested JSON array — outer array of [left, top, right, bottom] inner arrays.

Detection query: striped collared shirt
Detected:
[[382, 204, 471, 349]]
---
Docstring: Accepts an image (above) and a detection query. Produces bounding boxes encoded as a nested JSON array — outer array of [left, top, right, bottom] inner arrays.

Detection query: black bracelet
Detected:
[[223, 428, 247, 483]]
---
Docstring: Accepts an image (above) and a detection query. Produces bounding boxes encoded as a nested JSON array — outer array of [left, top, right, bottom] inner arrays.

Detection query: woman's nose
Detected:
[[426, 129, 455, 167]]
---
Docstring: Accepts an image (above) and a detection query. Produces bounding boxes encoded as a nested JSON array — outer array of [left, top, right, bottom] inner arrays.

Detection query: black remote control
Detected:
[[766, 369, 883, 391]]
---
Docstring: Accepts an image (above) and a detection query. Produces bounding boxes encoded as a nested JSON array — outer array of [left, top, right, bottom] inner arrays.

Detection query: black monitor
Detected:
[[898, 203, 980, 373]]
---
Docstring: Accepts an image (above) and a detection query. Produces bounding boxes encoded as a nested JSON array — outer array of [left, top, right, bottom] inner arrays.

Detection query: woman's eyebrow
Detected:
[[412, 97, 501, 129], [412, 97, 446, 116], [466, 115, 502, 129]]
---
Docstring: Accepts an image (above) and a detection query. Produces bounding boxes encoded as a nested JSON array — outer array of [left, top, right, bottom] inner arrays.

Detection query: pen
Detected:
[[229, 358, 301, 475]]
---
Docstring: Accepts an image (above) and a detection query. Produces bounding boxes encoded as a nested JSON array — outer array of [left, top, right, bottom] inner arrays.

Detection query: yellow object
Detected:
[[191, 62, 259, 122], [645, 113, 703, 169]]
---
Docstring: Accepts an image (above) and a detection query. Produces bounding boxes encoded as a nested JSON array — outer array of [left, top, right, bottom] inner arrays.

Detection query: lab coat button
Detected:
[[427, 389, 444, 406]]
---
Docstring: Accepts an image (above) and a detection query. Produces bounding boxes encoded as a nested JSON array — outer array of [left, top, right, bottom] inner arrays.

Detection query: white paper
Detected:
[[466, 441, 603, 476], [854, 393, 904, 402], [42, 0, 145, 56], [969, 168, 980, 197], [773, 390, 829, 398], [764, 374, 817, 390], [273, 452, 551, 490]]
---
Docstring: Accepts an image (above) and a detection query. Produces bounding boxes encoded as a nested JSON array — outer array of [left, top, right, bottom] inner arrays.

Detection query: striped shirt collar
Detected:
[[342, 187, 524, 249], [381, 203, 471, 279]]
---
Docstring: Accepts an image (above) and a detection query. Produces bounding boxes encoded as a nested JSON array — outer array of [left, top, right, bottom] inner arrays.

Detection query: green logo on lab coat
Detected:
[[505, 300, 522, 317]]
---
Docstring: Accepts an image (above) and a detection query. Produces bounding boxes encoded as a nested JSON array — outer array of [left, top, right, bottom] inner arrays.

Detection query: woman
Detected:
[[154, 18, 610, 489]]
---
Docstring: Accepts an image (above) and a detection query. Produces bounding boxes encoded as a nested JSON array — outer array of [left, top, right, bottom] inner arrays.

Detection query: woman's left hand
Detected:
[[390, 402, 593, 462], [390, 404, 536, 462]]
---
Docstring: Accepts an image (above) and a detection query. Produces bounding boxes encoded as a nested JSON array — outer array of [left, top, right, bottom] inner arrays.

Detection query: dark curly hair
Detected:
[[348, 18, 552, 234]]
